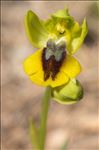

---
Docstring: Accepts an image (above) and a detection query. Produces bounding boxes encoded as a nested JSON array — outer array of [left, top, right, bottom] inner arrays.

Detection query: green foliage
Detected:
[[60, 140, 68, 150], [29, 118, 40, 149]]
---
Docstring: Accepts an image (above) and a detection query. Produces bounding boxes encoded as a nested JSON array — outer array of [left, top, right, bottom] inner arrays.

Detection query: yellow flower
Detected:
[[23, 40, 81, 87], [23, 9, 88, 88], [23, 8, 87, 103]]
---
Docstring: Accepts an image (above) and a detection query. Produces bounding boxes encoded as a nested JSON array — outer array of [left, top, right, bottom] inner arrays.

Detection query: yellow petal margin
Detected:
[[29, 69, 69, 87], [23, 49, 81, 87], [23, 49, 42, 75], [61, 55, 81, 78]]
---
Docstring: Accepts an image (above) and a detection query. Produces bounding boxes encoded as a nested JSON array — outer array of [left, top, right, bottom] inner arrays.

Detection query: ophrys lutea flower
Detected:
[[23, 9, 87, 88]]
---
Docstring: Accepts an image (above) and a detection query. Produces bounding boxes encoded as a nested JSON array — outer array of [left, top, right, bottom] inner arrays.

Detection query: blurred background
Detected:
[[1, 1, 99, 150]]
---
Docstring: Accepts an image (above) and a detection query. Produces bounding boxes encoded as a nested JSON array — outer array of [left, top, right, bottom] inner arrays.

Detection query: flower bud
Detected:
[[52, 79, 83, 104]]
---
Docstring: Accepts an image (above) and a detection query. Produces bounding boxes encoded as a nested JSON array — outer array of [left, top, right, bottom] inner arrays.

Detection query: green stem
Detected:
[[39, 86, 52, 150]]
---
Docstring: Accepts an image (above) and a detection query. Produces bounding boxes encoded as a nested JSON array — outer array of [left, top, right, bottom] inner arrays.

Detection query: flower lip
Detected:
[[23, 48, 81, 87], [42, 40, 66, 81]]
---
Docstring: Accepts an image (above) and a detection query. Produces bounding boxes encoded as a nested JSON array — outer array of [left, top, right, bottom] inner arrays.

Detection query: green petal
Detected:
[[25, 10, 49, 48], [68, 19, 88, 54], [52, 79, 83, 104]]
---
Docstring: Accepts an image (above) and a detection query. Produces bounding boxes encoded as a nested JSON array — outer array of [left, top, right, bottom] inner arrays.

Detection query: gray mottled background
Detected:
[[1, 1, 98, 150]]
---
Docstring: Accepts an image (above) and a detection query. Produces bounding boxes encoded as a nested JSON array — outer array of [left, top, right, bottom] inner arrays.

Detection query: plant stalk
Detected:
[[39, 86, 52, 150]]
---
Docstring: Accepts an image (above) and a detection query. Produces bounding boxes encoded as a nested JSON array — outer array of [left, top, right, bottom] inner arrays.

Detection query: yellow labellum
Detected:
[[23, 49, 81, 87]]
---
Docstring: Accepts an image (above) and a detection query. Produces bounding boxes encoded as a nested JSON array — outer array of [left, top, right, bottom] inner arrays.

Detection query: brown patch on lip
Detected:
[[42, 48, 66, 81]]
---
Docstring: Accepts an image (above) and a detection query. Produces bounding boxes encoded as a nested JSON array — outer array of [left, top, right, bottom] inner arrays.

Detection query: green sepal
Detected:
[[51, 8, 74, 32], [52, 8, 73, 21], [25, 10, 49, 48], [52, 8, 69, 18], [52, 79, 83, 105], [42, 18, 55, 33], [67, 19, 88, 54]]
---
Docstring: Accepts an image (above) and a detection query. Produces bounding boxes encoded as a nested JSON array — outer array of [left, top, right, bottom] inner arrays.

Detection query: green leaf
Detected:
[[25, 10, 49, 48], [29, 118, 40, 149], [52, 79, 83, 104], [60, 140, 68, 150], [67, 19, 88, 54]]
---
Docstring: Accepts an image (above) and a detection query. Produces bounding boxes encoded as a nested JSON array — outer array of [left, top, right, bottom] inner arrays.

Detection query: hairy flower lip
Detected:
[[23, 48, 81, 87]]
